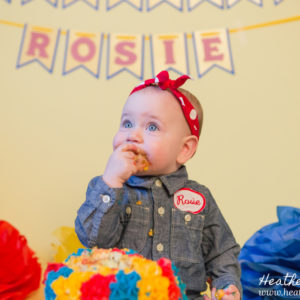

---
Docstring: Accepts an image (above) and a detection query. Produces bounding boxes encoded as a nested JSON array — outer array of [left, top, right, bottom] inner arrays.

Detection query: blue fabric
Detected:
[[75, 166, 241, 294], [239, 206, 300, 299]]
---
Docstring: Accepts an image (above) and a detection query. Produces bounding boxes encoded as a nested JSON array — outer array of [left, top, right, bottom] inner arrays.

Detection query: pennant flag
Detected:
[[187, 0, 224, 11], [63, 30, 103, 78], [107, 0, 143, 11], [226, 0, 263, 8], [192, 28, 234, 77], [274, 0, 284, 4], [106, 33, 144, 80], [16, 24, 60, 73], [146, 0, 183, 11], [62, 0, 100, 9], [150, 33, 189, 77], [21, 0, 58, 7]]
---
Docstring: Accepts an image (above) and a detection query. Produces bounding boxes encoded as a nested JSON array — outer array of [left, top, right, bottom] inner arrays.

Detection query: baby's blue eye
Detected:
[[148, 123, 158, 131], [123, 120, 133, 128]]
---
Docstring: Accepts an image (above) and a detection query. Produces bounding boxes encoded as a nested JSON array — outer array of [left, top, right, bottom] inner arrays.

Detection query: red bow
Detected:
[[130, 70, 199, 138], [156, 70, 190, 91]]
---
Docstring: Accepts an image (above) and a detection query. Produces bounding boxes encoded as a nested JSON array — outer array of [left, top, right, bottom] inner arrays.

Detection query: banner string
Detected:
[[0, 15, 300, 37]]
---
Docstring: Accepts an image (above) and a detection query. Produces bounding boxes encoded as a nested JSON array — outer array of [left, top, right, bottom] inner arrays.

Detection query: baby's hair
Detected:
[[177, 88, 203, 137]]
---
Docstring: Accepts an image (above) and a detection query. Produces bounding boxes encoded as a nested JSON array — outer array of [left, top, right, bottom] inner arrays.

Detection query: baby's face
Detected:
[[113, 87, 190, 176]]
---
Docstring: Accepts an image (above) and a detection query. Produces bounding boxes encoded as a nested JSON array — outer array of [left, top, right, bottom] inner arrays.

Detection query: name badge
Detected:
[[174, 188, 206, 214]]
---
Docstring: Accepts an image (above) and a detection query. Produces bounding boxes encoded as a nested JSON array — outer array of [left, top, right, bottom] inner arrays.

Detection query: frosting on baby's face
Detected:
[[113, 87, 191, 176]]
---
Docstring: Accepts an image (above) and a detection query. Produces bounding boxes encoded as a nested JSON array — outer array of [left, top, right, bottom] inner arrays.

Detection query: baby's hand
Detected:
[[103, 144, 148, 188], [204, 285, 240, 300]]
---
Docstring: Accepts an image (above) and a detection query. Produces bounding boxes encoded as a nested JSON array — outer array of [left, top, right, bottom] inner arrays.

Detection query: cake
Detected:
[[43, 248, 187, 300], [134, 152, 150, 171]]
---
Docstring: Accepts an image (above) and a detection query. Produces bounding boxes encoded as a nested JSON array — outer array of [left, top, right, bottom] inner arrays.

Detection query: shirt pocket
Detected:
[[171, 208, 205, 263], [120, 204, 150, 252]]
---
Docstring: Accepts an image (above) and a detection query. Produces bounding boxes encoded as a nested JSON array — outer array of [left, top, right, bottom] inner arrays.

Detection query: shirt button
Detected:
[[155, 179, 162, 187], [158, 207, 165, 215], [184, 214, 191, 222], [126, 206, 132, 215], [157, 243, 164, 252], [102, 195, 110, 203]]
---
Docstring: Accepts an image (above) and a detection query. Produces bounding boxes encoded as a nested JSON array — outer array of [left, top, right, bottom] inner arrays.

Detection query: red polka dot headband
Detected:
[[130, 70, 199, 139]]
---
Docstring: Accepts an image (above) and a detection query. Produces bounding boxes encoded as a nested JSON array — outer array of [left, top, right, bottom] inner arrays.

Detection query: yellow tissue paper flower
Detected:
[[138, 276, 170, 300], [52, 271, 93, 300], [51, 226, 85, 262], [131, 257, 162, 278]]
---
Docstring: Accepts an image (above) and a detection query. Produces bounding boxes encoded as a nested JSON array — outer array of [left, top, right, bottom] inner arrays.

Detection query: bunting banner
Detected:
[[62, 0, 100, 9], [188, 0, 224, 11], [106, 33, 144, 80], [4, 15, 298, 79], [150, 33, 189, 76], [146, 0, 183, 11], [16, 24, 60, 73], [21, 0, 59, 7], [192, 28, 234, 77], [106, 0, 143, 11], [1, 0, 287, 9], [226, 0, 263, 8], [63, 30, 103, 78]]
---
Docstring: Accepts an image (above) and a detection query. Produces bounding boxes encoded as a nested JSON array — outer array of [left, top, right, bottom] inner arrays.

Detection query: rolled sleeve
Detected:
[[75, 176, 124, 248]]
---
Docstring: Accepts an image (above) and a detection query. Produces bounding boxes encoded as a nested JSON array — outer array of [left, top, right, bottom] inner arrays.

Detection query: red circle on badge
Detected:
[[173, 188, 206, 214]]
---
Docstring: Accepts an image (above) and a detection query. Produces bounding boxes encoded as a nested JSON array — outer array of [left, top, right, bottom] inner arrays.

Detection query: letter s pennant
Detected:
[[193, 28, 234, 78], [16, 24, 60, 73], [63, 30, 103, 78], [106, 33, 144, 80]]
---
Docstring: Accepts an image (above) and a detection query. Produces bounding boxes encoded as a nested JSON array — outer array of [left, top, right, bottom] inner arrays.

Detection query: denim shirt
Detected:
[[75, 166, 242, 298]]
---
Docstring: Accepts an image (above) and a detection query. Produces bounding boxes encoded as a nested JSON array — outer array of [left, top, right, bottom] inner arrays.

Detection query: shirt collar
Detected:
[[126, 165, 188, 195]]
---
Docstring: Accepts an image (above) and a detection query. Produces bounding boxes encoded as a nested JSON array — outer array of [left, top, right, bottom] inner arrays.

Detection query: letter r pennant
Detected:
[[16, 24, 60, 73]]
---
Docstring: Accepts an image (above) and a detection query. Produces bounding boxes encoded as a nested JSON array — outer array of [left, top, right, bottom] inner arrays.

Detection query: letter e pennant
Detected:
[[193, 28, 234, 77]]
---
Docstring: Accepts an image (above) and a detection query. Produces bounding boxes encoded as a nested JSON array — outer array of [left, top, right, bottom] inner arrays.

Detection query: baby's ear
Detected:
[[176, 135, 198, 165]]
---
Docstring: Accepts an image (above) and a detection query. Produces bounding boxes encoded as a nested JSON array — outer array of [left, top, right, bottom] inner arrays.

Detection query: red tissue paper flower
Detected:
[[80, 274, 116, 300], [0, 220, 42, 300], [158, 258, 182, 300]]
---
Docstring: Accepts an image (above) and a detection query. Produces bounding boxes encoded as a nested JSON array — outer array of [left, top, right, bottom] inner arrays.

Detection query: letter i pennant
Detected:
[[150, 33, 189, 76], [192, 28, 234, 77], [16, 24, 60, 73], [63, 30, 103, 78], [106, 33, 144, 80]]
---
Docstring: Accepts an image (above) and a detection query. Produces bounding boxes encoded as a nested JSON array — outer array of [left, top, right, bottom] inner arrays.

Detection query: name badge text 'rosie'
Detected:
[[174, 188, 206, 214]]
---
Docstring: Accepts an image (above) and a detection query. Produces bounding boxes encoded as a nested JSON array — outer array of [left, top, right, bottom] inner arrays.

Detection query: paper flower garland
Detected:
[[43, 247, 188, 299], [0, 220, 42, 300]]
